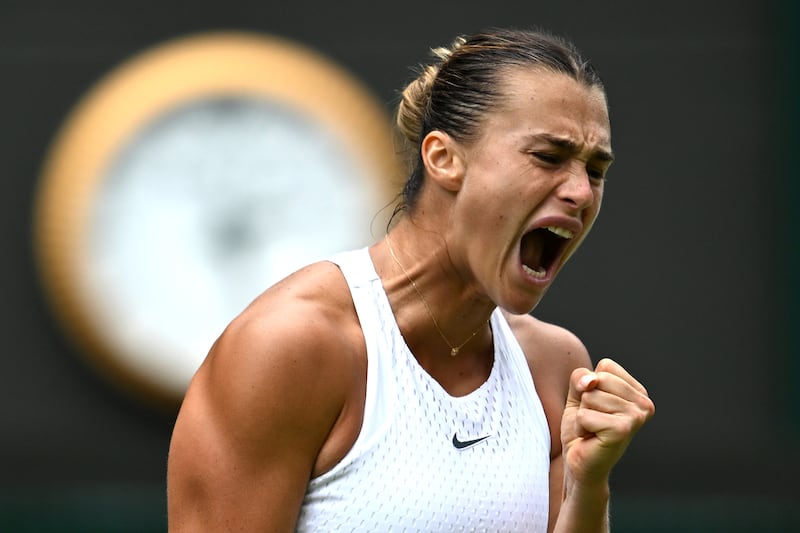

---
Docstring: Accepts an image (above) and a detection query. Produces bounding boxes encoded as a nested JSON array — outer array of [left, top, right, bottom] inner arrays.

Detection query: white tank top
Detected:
[[295, 247, 551, 532]]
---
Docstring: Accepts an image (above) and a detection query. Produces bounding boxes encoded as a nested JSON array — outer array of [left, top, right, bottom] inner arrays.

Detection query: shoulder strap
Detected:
[[327, 247, 378, 288]]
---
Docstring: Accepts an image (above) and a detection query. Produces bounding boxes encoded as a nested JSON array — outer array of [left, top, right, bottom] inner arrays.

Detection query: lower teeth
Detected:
[[523, 264, 546, 279]]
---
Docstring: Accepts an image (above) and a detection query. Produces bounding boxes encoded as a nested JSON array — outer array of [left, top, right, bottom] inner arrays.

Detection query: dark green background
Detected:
[[1, 0, 797, 531]]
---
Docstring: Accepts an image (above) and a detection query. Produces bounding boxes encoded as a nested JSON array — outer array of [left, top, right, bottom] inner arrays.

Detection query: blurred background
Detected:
[[2, 0, 798, 531]]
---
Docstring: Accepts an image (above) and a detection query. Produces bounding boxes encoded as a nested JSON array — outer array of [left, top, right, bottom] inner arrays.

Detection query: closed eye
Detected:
[[532, 152, 563, 165], [531, 148, 612, 182], [587, 165, 607, 181]]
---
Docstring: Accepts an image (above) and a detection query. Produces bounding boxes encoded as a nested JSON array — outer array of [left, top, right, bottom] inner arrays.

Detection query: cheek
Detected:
[[461, 194, 506, 234], [490, 211, 509, 231], [583, 187, 604, 228], [593, 185, 604, 214]]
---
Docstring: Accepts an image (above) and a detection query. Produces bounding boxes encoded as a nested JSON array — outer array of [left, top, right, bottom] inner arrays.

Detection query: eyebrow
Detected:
[[533, 133, 615, 163]]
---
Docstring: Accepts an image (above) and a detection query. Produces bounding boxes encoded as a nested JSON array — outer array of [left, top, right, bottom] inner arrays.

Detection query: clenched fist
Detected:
[[561, 358, 655, 488]]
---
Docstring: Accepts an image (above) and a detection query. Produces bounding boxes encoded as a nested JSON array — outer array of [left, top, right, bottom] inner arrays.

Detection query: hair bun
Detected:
[[396, 35, 466, 146]]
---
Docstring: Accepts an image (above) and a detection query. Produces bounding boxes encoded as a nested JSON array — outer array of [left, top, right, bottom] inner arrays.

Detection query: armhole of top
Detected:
[[323, 248, 393, 464], [491, 311, 551, 453]]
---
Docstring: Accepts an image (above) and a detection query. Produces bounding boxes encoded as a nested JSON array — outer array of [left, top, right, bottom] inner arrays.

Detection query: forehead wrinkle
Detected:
[[529, 132, 614, 163]]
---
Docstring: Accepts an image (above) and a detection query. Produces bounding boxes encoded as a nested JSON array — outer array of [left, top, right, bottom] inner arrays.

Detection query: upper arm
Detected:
[[502, 311, 592, 532], [167, 269, 357, 532]]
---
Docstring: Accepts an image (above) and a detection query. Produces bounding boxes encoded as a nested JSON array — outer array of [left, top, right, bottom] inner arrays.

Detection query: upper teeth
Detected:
[[545, 226, 574, 239]]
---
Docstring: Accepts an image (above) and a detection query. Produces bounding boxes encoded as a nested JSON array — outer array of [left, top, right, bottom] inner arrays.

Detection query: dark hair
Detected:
[[394, 27, 605, 213]]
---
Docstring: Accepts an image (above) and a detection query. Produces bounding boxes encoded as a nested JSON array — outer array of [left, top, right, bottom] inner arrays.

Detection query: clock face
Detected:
[[33, 31, 400, 410], [86, 96, 384, 398]]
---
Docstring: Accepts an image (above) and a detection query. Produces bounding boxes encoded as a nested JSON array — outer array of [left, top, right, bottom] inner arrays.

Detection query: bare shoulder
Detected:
[[168, 260, 364, 530], [204, 260, 363, 415], [500, 310, 592, 459], [501, 310, 592, 375], [221, 259, 362, 367]]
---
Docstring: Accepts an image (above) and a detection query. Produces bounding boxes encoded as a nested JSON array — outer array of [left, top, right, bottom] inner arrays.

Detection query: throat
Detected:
[[520, 226, 568, 277], [408, 332, 495, 398], [520, 230, 546, 271]]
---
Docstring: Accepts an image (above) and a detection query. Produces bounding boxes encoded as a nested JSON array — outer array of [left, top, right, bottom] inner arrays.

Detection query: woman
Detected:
[[167, 27, 655, 532]]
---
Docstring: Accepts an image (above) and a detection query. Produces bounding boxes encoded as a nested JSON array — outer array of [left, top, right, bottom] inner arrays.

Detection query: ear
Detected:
[[420, 130, 465, 192]]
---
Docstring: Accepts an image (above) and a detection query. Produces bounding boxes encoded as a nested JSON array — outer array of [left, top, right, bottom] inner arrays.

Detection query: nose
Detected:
[[557, 163, 595, 211]]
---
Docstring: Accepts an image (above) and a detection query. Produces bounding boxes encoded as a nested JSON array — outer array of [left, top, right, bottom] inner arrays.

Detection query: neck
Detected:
[[378, 228, 495, 360]]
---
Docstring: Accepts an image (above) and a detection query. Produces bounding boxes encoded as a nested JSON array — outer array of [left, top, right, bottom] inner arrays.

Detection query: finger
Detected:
[[575, 408, 639, 445], [578, 389, 655, 438], [586, 381, 656, 428], [572, 389, 629, 440], [566, 367, 598, 406], [593, 360, 656, 420], [595, 358, 650, 396], [578, 388, 630, 415], [591, 370, 650, 407]]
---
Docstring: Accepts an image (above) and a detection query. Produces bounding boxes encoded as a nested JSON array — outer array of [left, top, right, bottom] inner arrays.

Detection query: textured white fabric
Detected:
[[295, 247, 551, 532]]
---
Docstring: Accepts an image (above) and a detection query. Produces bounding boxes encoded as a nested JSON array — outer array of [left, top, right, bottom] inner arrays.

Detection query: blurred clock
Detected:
[[33, 31, 400, 411]]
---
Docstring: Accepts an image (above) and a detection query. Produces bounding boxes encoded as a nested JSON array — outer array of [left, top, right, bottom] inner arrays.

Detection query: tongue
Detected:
[[520, 230, 544, 270]]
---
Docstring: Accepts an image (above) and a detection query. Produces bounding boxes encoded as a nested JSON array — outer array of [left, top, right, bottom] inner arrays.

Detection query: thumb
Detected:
[[566, 367, 598, 406]]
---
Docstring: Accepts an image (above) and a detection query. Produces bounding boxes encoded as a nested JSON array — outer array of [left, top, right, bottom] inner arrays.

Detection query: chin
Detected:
[[500, 289, 549, 316]]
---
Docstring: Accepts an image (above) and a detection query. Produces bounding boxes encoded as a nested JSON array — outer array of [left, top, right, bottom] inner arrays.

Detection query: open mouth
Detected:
[[520, 226, 574, 279]]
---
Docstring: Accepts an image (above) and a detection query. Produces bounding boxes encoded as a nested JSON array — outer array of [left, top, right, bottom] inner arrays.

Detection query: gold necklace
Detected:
[[385, 235, 491, 357]]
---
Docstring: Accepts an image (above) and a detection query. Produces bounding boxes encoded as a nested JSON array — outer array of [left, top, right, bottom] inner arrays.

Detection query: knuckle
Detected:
[[637, 395, 656, 417], [595, 358, 613, 370], [617, 416, 636, 435]]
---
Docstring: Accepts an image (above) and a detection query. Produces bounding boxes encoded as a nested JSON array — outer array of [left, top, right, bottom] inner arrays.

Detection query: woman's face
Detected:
[[449, 69, 613, 314]]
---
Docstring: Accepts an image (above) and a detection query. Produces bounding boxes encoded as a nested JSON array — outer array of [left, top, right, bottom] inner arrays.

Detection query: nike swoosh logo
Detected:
[[452, 432, 491, 450]]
